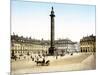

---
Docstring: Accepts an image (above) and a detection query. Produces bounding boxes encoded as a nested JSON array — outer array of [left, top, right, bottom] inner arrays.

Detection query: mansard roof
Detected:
[[11, 34, 76, 45], [80, 35, 96, 42]]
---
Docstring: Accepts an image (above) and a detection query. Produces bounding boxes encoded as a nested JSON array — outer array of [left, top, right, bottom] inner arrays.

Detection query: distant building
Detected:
[[80, 35, 96, 52], [55, 39, 78, 55], [11, 34, 78, 55]]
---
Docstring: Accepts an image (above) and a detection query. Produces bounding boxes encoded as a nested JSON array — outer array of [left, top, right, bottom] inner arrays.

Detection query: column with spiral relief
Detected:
[[48, 7, 56, 55]]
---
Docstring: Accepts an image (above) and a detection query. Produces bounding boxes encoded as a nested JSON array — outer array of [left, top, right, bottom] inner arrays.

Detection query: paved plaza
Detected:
[[11, 52, 96, 75]]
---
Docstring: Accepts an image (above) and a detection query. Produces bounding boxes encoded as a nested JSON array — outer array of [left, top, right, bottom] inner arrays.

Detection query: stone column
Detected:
[[49, 7, 56, 55]]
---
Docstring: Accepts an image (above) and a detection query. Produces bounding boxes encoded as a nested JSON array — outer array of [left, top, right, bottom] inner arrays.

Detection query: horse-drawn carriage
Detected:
[[35, 58, 50, 66]]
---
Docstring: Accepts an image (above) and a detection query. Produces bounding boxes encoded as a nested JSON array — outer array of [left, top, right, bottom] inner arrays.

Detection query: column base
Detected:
[[48, 47, 56, 56]]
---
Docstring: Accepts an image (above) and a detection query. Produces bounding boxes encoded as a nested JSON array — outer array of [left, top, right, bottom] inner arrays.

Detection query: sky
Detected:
[[11, 0, 96, 42]]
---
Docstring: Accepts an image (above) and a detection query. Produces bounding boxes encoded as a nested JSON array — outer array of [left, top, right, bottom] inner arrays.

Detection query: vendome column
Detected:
[[49, 7, 56, 55]]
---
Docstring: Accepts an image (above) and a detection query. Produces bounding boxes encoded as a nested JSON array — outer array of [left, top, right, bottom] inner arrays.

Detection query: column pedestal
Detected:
[[49, 47, 56, 55]]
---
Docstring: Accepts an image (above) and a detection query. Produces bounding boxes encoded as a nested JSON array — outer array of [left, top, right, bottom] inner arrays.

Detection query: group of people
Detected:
[[11, 52, 47, 62]]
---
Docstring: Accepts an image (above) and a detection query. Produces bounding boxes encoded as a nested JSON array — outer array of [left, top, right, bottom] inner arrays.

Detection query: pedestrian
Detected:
[[32, 57, 34, 61]]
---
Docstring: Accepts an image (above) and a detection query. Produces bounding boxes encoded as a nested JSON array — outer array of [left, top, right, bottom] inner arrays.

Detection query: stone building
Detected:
[[11, 34, 49, 55], [55, 39, 78, 55], [80, 35, 96, 52], [11, 34, 78, 56]]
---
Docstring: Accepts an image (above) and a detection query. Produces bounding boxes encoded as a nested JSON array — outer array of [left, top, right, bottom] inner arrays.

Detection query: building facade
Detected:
[[55, 39, 78, 55], [80, 35, 96, 52], [11, 34, 49, 55], [11, 34, 78, 56]]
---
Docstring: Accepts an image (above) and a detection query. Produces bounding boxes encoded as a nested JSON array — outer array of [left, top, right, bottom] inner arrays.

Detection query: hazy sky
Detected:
[[11, 0, 96, 42]]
